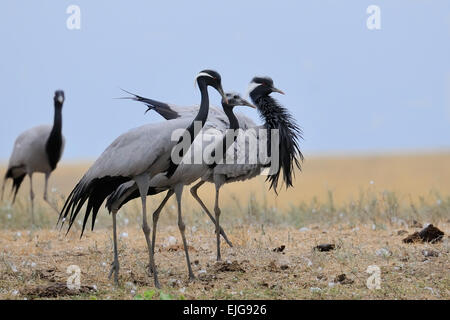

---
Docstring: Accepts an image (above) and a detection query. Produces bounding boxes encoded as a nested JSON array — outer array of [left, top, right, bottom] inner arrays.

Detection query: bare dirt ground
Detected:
[[1, 222, 448, 300], [0, 154, 449, 299]]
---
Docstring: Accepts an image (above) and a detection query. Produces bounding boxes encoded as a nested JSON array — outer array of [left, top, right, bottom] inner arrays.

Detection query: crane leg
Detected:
[[29, 174, 35, 228], [214, 185, 222, 261], [175, 184, 195, 281], [135, 175, 160, 289], [107, 184, 138, 285], [43, 173, 59, 214], [150, 189, 174, 273], [1, 176, 6, 202], [190, 180, 232, 247], [108, 210, 120, 285]]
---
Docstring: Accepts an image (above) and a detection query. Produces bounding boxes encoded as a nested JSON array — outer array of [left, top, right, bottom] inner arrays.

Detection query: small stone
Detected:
[[422, 250, 439, 257], [310, 287, 322, 293], [273, 245, 286, 253], [314, 244, 336, 252], [119, 232, 128, 238], [376, 248, 391, 257]]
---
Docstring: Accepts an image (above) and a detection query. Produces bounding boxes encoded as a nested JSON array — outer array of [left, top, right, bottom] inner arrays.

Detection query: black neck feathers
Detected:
[[166, 80, 210, 178], [254, 95, 304, 193], [208, 107, 240, 169], [45, 102, 63, 171]]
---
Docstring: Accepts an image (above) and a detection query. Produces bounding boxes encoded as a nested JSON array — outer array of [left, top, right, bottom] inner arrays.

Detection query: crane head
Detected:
[[195, 69, 228, 104], [222, 92, 256, 109], [247, 76, 284, 101], [54, 90, 65, 105]]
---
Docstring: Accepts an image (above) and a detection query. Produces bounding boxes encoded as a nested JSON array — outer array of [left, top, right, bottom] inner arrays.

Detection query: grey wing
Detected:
[[7, 125, 52, 172], [212, 125, 264, 183], [83, 119, 190, 182]]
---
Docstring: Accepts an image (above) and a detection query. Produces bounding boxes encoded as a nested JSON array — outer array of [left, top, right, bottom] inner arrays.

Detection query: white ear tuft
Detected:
[[194, 72, 214, 89], [246, 81, 262, 99]]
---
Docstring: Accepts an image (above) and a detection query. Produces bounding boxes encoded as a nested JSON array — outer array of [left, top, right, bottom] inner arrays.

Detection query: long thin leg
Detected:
[[214, 184, 221, 261], [108, 210, 120, 285], [1, 176, 6, 201], [135, 175, 160, 288], [151, 189, 174, 267], [190, 180, 232, 247], [43, 173, 59, 214], [108, 182, 138, 285], [29, 174, 35, 228], [175, 184, 195, 281]]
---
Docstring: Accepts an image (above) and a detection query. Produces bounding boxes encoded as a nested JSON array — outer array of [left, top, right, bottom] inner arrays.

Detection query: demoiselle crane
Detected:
[[59, 70, 228, 288], [121, 76, 304, 261], [2, 90, 65, 226], [104, 92, 255, 284]]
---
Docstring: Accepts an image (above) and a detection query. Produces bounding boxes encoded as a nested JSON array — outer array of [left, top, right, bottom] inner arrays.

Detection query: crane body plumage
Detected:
[[60, 70, 229, 288], [123, 77, 304, 261], [2, 90, 65, 225]]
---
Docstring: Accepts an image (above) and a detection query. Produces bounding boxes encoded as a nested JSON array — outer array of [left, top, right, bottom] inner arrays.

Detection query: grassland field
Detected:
[[0, 152, 449, 299]]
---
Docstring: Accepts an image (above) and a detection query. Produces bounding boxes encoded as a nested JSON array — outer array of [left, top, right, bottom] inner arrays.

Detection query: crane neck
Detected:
[[208, 106, 240, 169], [51, 103, 63, 135], [223, 107, 239, 131], [46, 101, 63, 170], [165, 79, 210, 178]]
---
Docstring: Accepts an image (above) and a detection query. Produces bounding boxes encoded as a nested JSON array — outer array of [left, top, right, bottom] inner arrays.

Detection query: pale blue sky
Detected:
[[0, 1, 449, 160]]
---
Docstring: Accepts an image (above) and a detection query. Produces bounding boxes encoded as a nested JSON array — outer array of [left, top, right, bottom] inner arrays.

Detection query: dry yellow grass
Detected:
[[2, 152, 450, 213], [0, 153, 449, 300]]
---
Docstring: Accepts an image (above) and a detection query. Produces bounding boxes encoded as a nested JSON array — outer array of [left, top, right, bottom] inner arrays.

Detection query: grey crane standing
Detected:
[[123, 76, 304, 261], [2, 90, 65, 226], [59, 70, 228, 288], [104, 92, 255, 285]]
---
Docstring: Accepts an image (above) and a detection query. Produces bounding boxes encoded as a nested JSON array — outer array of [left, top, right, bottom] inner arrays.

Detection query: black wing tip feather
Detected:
[[61, 176, 132, 237]]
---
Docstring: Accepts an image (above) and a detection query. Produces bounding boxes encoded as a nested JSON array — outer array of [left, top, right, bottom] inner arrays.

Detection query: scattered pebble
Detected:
[[299, 227, 309, 232], [119, 232, 128, 239], [167, 236, 177, 246], [314, 244, 336, 252], [273, 245, 286, 253], [422, 249, 439, 257], [310, 287, 322, 293], [375, 248, 391, 257], [334, 274, 354, 285]]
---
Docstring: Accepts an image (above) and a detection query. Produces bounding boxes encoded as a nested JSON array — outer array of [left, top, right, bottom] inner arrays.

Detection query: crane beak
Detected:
[[271, 87, 285, 95], [218, 85, 228, 104], [240, 98, 256, 109]]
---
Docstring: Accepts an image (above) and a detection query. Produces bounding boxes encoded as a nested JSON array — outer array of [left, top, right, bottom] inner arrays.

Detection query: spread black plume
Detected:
[[255, 95, 304, 193]]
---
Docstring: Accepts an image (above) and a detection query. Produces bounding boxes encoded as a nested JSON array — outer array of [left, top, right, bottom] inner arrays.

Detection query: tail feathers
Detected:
[[59, 175, 131, 237], [2, 168, 26, 204], [118, 89, 180, 120], [11, 174, 26, 204]]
